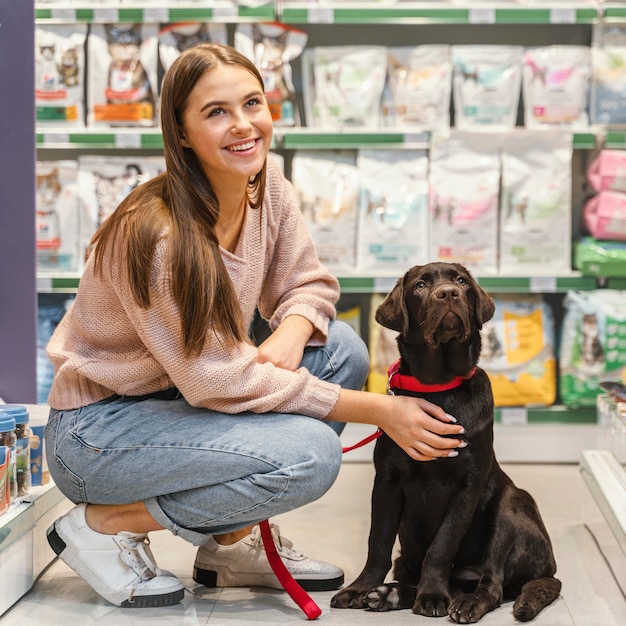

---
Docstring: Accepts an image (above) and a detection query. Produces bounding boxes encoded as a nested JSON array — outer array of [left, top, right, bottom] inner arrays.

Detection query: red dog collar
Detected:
[[387, 359, 476, 394]]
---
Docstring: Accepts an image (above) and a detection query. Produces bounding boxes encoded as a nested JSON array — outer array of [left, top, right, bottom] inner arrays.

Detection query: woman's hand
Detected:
[[255, 315, 315, 371]]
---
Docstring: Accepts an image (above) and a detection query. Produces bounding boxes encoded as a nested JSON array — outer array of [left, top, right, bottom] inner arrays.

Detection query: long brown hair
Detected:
[[92, 44, 267, 356]]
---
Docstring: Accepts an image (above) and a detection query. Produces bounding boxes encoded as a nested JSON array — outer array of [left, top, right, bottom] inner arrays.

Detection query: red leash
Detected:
[[259, 428, 382, 620]]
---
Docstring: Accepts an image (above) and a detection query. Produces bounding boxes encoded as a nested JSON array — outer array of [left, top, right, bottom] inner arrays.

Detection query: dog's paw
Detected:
[[413, 592, 450, 618], [330, 588, 368, 609], [448, 591, 493, 623], [365, 584, 401, 612]]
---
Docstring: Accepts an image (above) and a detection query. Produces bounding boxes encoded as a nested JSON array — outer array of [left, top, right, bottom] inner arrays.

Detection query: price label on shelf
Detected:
[[144, 9, 169, 22], [307, 8, 335, 24], [550, 8, 577, 24], [500, 408, 528, 426], [213, 6, 238, 19], [469, 8, 496, 24], [530, 276, 557, 293], [43, 133, 70, 146], [115, 133, 142, 149], [50, 9, 75, 20], [94, 9, 119, 22]]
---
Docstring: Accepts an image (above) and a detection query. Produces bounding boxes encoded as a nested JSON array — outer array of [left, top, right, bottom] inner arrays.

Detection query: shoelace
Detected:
[[250, 524, 303, 559], [115, 534, 158, 602]]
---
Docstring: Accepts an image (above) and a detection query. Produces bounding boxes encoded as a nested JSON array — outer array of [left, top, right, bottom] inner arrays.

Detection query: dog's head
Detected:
[[375, 262, 495, 349]]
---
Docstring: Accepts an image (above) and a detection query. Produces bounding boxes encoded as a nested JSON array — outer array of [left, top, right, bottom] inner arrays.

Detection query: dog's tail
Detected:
[[512, 577, 562, 622]]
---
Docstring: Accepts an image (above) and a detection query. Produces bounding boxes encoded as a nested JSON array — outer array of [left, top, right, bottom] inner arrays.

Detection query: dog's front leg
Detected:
[[330, 470, 404, 609]]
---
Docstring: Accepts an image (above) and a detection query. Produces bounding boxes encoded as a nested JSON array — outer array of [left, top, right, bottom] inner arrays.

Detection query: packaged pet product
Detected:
[[591, 46, 626, 125], [428, 130, 501, 273], [88, 23, 159, 128], [78, 156, 165, 258], [159, 22, 227, 73], [290, 151, 360, 272], [583, 191, 626, 242], [575, 237, 626, 277], [36, 160, 81, 273], [479, 295, 556, 407], [384, 46, 452, 130], [500, 130, 573, 274], [0, 446, 9, 515], [587, 149, 626, 193], [522, 46, 591, 129], [451, 45, 523, 130], [235, 22, 307, 127], [356, 149, 429, 273], [35, 25, 87, 128], [560, 290, 626, 408], [302, 46, 388, 128], [368, 293, 400, 395]]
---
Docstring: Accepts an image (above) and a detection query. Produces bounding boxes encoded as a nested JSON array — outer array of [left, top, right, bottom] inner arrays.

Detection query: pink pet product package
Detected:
[[587, 149, 626, 193], [584, 191, 626, 242]]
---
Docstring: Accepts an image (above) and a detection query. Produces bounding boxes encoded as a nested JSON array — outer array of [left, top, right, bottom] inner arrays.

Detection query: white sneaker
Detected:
[[47, 503, 185, 608], [192, 523, 344, 592]]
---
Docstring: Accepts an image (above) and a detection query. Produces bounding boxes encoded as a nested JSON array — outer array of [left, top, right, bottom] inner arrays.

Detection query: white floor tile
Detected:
[[2, 463, 625, 625]]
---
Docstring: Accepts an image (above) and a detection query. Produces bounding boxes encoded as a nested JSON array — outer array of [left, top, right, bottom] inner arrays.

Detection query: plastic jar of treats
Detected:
[[0, 405, 31, 497], [0, 413, 17, 504]]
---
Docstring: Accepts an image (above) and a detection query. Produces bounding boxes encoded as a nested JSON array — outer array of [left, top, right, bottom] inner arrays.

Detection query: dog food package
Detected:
[[235, 23, 307, 127], [36, 161, 81, 273], [291, 151, 360, 272], [88, 23, 159, 128], [78, 156, 165, 259], [428, 130, 501, 273], [159, 22, 227, 73], [560, 290, 626, 408], [583, 191, 626, 242], [368, 293, 400, 394], [479, 295, 556, 407], [302, 46, 388, 128], [500, 130, 573, 274], [522, 46, 591, 129], [356, 149, 429, 273], [451, 45, 523, 130], [587, 149, 626, 193], [383, 45, 452, 130], [35, 25, 87, 128]]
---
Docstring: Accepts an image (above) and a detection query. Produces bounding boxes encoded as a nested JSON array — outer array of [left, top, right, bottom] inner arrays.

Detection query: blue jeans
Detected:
[[45, 321, 370, 545]]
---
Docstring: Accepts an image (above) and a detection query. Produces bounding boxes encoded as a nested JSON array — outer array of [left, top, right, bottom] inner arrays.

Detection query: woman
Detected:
[[45, 43, 465, 609]]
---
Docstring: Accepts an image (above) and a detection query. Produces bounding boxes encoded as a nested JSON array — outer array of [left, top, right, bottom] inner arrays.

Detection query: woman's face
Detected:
[[179, 64, 273, 190]]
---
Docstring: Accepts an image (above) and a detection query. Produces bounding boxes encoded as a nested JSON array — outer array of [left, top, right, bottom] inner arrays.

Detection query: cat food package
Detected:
[[36, 161, 81, 273], [591, 46, 626, 125], [500, 130, 573, 274], [575, 237, 626, 278], [587, 149, 626, 193], [451, 45, 523, 130], [479, 295, 556, 407], [290, 151, 360, 271], [235, 22, 307, 127], [356, 149, 429, 273], [522, 46, 591, 128], [88, 23, 159, 128], [78, 156, 165, 258], [35, 25, 87, 128], [368, 293, 400, 395], [560, 290, 626, 408], [383, 45, 452, 130], [428, 130, 501, 273], [302, 46, 388, 128], [159, 22, 227, 73], [583, 191, 626, 242]]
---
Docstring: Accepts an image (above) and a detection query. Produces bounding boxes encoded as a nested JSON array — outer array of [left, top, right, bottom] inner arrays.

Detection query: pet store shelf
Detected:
[[36, 130, 164, 150], [34, 3, 275, 23], [603, 3, 626, 21], [495, 405, 597, 425]]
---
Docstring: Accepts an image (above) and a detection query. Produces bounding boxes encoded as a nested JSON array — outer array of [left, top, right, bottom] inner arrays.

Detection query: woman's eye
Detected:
[[246, 97, 261, 107], [208, 107, 225, 117]]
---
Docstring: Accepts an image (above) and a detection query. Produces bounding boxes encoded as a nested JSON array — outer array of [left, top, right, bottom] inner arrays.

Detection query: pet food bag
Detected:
[[159, 22, 227, 73], [302, 46, 388, 128], [428, 130, 501, 273], [78, 156, 165, 259], [356, 149, 429, 273], [591, 46, 626, 125], [235, 22, 307, 127], [522, 46, 591, 128], [451, 45, 523, 130], [583, 191, 626, 242], [290, 151, 360, 272], [384, 45, 452, 130], [368, 293, 400, 395], [88, 23, 159, 128], [36, 161, 81, 273], [587, 149, 626, 193], [575, 237, 626, 277], [35, 25, 87, 128], [500, 130, 573, 274], [479, 295, 556, 407], [560, 290, 626, 408]]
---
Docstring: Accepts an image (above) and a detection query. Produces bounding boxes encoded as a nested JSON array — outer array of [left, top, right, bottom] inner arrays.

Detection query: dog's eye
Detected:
[[414, 280, 426, 291], [456, 276, 467, 286]]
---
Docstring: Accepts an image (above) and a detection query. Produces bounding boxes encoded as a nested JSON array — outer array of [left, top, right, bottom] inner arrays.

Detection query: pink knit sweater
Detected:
[[46, 158, 342, 418]]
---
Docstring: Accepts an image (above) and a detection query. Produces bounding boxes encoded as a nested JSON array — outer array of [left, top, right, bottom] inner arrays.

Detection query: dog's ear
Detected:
[[475, 283, 495, 329], [375, 274, 409, 334]]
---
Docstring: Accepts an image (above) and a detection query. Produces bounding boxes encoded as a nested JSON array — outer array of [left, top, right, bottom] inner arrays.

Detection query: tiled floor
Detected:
[[3, 462, 626, 625]]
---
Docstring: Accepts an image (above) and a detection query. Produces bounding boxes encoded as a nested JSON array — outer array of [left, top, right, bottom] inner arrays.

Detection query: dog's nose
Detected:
[[436, 286, 459, 300]]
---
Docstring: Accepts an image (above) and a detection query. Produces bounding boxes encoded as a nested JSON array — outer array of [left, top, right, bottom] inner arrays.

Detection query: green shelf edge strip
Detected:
[[36, 7, 275, 22], [494, 406, 597, 424]]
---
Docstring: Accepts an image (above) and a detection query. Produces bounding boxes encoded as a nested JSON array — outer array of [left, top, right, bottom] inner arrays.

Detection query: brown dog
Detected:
[[331, 262, 561, 623]]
